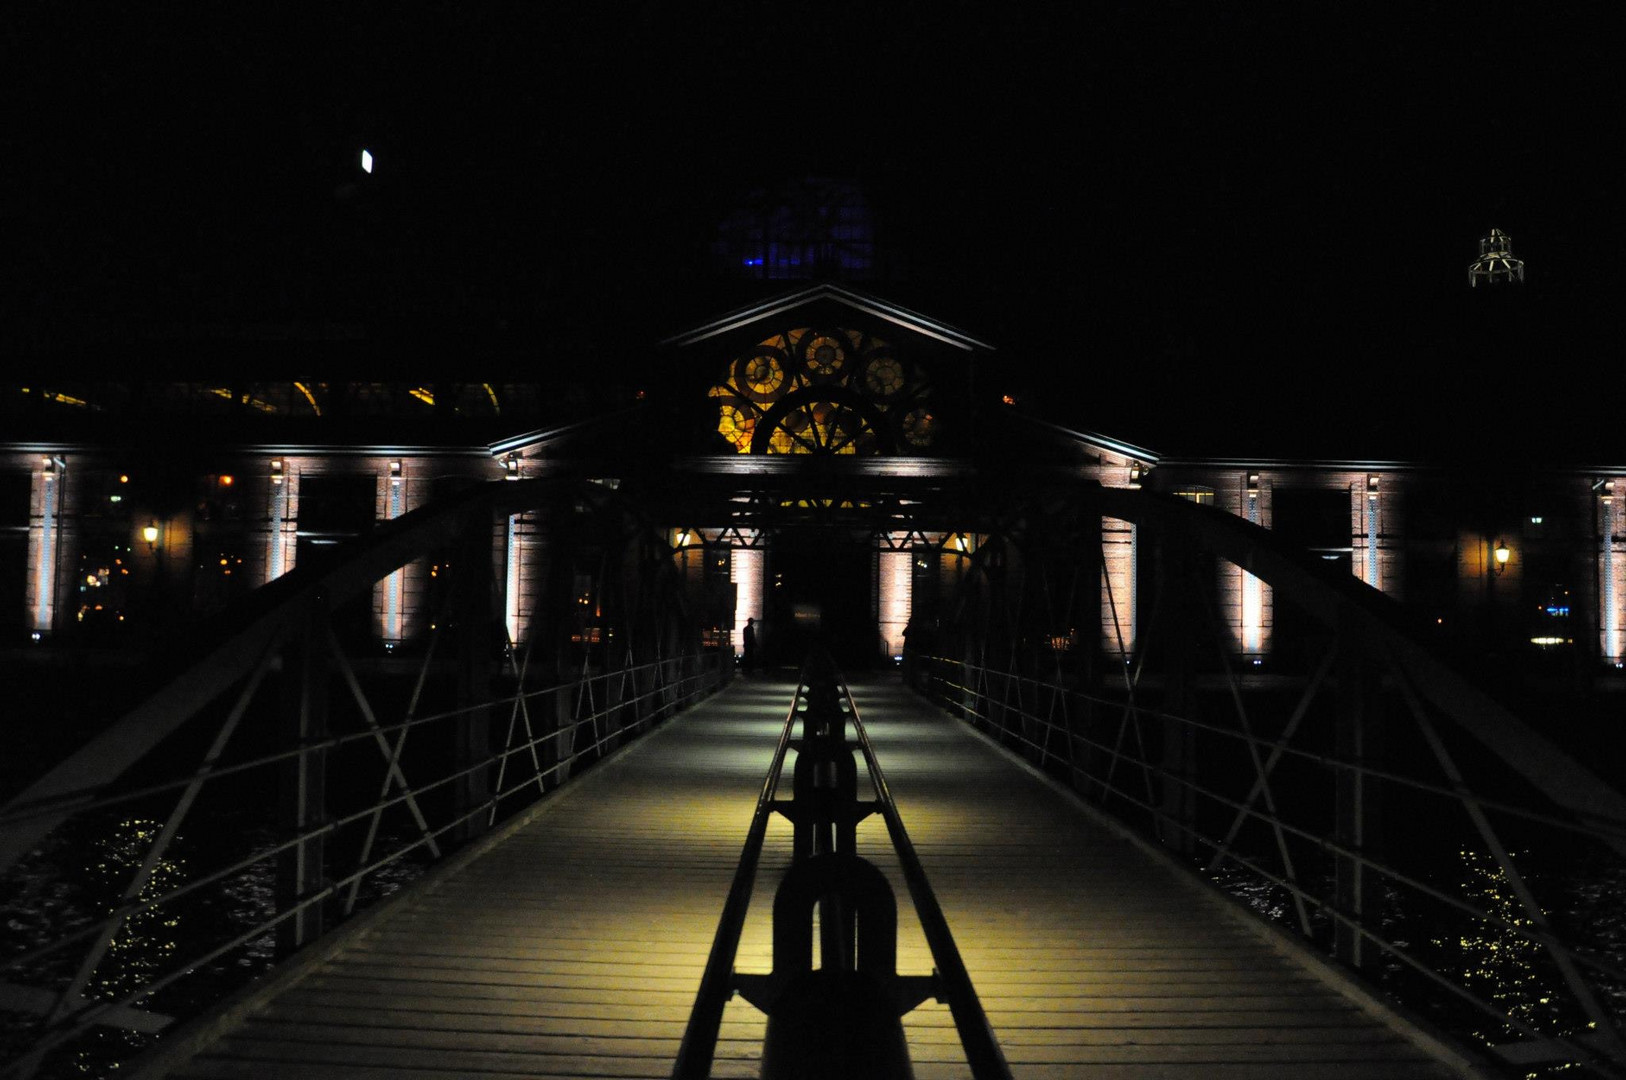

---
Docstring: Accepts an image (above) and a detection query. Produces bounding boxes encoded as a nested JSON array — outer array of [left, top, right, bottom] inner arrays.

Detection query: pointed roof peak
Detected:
[[661, 282, 994, 352]]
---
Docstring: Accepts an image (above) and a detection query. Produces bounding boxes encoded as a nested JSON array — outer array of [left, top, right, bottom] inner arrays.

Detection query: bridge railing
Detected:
[[912, 486, 1626, 1077], [914, 649, 1626, 1075], [0, 479, 729, 1079]]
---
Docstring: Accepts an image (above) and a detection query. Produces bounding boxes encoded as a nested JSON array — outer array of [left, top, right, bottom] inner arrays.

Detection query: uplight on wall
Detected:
[[382, 461, 407, 642], [1363, 475, 1381, 590], [1241, 474, 1264, 658], [1601, 480, 1621, 664]]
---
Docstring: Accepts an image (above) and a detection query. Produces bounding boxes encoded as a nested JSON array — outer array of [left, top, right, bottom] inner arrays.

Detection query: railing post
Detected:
[[452, 512, 497, 841], [1157, 540, 1199, 854], [278, 590, 330, 955], [1078, 511, 1103, 787], [1334, 637, 1382, 970]]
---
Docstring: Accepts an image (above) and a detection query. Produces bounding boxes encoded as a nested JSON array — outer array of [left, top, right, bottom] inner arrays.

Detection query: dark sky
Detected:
[[7, 3, 1622, 461]]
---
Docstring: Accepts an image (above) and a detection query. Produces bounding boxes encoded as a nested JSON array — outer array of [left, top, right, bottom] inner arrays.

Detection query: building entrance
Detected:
[[765, 528, 875, 670]]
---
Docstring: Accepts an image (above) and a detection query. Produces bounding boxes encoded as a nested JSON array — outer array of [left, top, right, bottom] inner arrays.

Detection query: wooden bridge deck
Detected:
[[154, 675, 1467, 1079]]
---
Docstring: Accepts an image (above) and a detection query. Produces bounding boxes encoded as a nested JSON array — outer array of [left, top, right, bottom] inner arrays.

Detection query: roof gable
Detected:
[[660, 283, 994, 353]]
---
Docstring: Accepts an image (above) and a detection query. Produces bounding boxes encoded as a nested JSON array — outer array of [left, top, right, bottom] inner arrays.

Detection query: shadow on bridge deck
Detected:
[[148, 676, 1464, 1080]]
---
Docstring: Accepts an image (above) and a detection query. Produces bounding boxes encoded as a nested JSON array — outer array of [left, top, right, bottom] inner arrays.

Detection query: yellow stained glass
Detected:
[[717, 405, 756, 451], [863, 356, 906, 398], [804, 335, 846, 377], [715, 325, 918, 455], [741, 354, 786, 400]]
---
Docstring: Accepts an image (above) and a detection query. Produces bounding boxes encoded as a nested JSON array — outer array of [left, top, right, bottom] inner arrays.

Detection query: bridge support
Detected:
[[1156, 542, 1199, 854], [1334, 638, 1382, 971], [452, 516, 497, 842], [277, 591, 330, 954]]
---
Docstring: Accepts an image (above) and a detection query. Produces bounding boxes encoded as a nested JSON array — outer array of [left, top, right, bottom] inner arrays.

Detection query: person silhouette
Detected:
[[742, 617, 758, 674]]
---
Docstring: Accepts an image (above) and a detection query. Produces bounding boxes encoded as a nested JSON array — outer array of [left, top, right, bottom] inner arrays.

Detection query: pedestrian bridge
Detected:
[[134, 676, 1459, 1080], [4, 476, 1625, 1079]]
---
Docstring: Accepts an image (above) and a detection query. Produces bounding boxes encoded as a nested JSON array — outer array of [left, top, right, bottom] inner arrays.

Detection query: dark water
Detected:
[[1, 809, 428, 1079]]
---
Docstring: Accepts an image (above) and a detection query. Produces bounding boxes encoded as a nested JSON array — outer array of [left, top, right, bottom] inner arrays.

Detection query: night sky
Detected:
[[8, 3, 1622, 462]]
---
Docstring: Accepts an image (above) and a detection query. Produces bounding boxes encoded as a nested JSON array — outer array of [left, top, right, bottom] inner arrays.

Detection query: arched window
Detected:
[[709, 327, 936, 455]]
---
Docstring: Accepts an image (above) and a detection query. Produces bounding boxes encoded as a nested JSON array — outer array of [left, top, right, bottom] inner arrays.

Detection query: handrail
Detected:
[[930, 666, 1626, 984], [913, 651, 1626, 1075], [1, 466, 730, 1079], [839, 680, 1011, 1078], [2, 654, 729, 1080], [1096, 485, 1626, 854], [672, 666, 809, 1079], [673, 665, 1013, 1080]]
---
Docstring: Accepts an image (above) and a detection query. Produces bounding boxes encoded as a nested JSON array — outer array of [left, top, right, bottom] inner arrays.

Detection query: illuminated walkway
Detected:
[[156, 676, 1460, 1079]]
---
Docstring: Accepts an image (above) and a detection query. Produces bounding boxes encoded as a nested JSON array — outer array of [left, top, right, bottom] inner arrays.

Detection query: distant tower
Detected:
[[1468, 227, 1525, 287]]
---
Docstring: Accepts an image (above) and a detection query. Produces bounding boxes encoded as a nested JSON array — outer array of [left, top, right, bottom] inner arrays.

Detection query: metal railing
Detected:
[[0, 478, 729, 1079], [904, 485, 1626, 1076], [674, 661, 1010, 1079], [915, 649, 1626, 1074]]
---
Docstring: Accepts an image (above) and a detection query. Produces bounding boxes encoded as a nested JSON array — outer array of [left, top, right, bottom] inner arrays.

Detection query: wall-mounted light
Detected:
[[1367, 475, 1380, 500], [1493, 539, 1511, 573], [1128, 462, 1143, 489], [504, 454, 520, 480], [1246, 472, 1260, 495], [270, 459, 284, 485], [389, 459, 402, 486], [142, 522, 161, 551]]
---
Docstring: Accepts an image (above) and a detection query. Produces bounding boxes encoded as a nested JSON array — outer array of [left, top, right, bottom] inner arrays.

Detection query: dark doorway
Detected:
[[766, 528, 874, 670]]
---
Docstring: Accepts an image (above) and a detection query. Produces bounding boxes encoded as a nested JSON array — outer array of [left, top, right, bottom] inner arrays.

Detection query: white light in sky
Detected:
[[360, 149, 374, 174]]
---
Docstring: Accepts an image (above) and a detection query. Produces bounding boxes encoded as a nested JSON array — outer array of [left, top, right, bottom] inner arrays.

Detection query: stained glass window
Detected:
[[709, 327, 935, 455]]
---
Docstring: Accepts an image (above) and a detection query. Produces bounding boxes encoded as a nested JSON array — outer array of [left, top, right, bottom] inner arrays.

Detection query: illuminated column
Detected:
[[505, 512, 523, 648], [29, 457, 62, 638], [1602, 483, 1622, 665], [266, 458, 294, 582], [1362, 475, 1381, 590], [876, 534, 912, 660], [1101, 517, 1137, 660], [381, 460, 405, 644], [731, 538, 764, 656], [1240, 474, 1265, 660]]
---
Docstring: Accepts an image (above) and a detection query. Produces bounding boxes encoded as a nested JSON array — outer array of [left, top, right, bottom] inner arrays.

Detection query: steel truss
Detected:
[[0, 478, 729, 1079], [913, 483, 1626, 1076]]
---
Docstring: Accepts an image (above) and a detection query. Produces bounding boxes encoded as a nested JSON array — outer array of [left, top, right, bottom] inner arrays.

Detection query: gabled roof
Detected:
[[659, 282, 995, 353], [1020, 417, 1162, 466]]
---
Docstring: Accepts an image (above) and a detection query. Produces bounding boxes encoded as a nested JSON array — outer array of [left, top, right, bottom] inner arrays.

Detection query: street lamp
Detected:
[[1493, 540, 1511, 574], [142, 522, 161, 551]]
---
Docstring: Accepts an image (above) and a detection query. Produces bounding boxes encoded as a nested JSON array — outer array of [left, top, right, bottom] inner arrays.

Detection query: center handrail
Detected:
[[840, 680, 1010, 1079], [672, 666, 809, 1079], [672, 668, 1012, 1080]]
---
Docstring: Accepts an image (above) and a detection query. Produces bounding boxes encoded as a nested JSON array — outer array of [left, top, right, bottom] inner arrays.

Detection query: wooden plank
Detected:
[[145, 676, 1477, 1080]]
